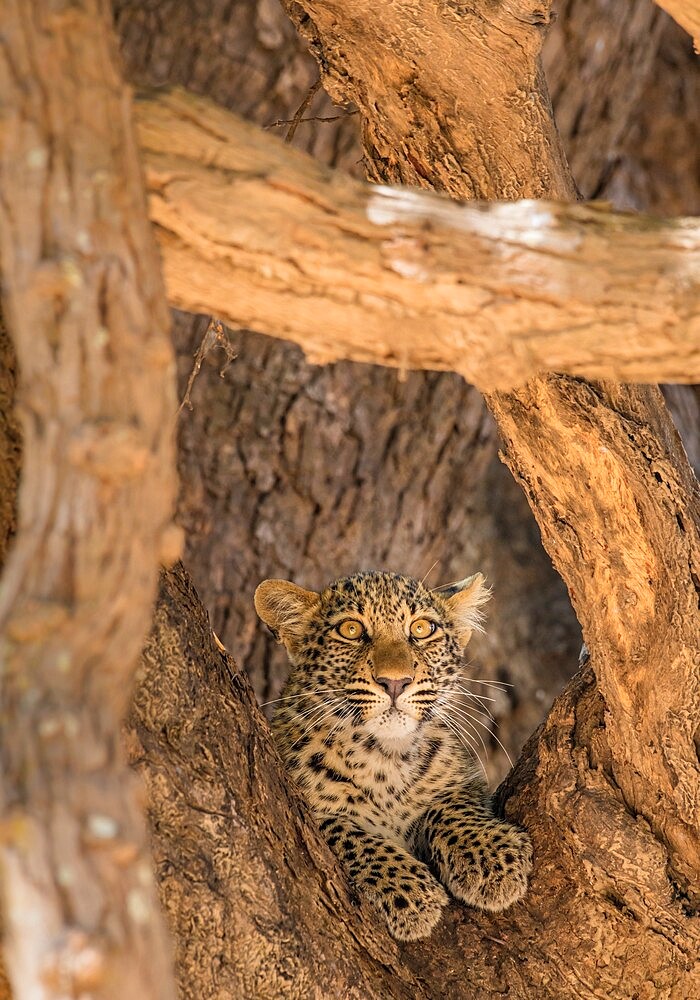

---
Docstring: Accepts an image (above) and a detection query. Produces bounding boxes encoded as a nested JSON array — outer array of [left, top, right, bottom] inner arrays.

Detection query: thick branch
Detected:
[[135, 90, 700, 393]]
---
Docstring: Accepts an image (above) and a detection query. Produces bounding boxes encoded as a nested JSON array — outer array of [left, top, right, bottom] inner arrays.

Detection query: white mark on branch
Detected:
[[366, 187, 584, 253], [87, 814, 119, 840]]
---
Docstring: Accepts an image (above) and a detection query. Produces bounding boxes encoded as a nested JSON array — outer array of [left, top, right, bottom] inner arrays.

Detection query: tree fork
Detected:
[[0, 2, 178, 998]]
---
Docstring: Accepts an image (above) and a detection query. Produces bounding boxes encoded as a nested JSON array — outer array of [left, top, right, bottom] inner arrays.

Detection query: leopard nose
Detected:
[[374, 676, 412, 701]]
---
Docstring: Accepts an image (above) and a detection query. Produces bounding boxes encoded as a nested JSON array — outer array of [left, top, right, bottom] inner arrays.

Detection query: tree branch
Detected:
[[135, 89, 700, 393]]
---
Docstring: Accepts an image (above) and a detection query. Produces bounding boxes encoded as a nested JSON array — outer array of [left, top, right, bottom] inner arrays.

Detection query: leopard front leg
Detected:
[[318, 815, 448, 941], [413, 789, 532, 912]]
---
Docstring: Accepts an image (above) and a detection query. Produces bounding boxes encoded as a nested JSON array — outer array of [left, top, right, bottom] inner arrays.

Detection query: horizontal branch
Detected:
[[135, 88, 700, 392]]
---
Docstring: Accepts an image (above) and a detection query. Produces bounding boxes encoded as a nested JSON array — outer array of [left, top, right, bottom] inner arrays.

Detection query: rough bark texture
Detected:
[[0, 317, 16, 1000], [132, 560, 700, 999], [0, 2, 178, 998], [136, 88, 700, 389], [0, 317, 20, 573], [489, 379, 700, 892]]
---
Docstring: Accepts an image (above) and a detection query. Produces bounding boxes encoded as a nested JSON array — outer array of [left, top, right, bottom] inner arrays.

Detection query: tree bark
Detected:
[[0, 2, 178, 998], [0, 316, 20, 574], [135, 88, 700, 390], [131, 556, 700, 999]]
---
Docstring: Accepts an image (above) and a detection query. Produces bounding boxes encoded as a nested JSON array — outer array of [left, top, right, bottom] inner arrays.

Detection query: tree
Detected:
[[1, 1, 699, 998]]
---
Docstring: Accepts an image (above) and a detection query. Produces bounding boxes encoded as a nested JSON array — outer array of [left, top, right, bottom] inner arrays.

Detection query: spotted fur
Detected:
[[255, 570, 532, 941]]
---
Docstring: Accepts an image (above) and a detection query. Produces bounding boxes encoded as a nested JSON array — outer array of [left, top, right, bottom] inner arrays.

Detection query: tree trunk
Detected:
[[130, 552, 700, 998], [0, 3, 178, 998]]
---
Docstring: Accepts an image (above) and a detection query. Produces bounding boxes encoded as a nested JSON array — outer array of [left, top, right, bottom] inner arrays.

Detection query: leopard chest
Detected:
[[296, 726, 465, 842]]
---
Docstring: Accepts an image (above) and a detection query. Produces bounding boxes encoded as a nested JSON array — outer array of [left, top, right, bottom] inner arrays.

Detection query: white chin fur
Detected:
[[365, 710, 419, 750]]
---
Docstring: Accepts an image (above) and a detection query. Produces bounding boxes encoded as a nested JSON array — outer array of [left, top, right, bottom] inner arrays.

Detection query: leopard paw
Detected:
[[364, 869, 449, 941], [446, 822, 532, 912]]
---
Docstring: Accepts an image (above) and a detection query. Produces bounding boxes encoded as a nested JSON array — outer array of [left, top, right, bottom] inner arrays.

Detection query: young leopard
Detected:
[[254, 570, 532, 941]]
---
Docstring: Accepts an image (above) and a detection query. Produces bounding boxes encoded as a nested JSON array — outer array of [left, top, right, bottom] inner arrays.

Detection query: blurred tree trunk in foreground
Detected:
[[0, 1, 178, 997]]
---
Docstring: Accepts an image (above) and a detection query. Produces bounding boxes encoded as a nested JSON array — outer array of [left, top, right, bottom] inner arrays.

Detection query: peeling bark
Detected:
[[0, 2, 178, 998]]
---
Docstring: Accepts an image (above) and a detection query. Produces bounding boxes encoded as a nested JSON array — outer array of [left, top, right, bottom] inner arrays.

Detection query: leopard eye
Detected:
[[336, 619, 364, 640], [410, 618, 437, 639]]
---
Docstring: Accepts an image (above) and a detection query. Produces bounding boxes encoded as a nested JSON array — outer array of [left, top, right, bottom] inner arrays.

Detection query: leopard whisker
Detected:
[[445, 703, 491, 760], [454, 705, 514, 769], [286, 696, 346, 739], [465, 677, 513, 689], [260, 688, 347, 707], [454, 685, 498, 705], [451, 686, 496, 722], [433, 709, 488, 783], [287, 701, 347, 752]]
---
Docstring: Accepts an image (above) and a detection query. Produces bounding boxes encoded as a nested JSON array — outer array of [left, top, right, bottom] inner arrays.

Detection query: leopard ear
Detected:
[[254, 579, 320, 653], [433, 573, 491, 648]]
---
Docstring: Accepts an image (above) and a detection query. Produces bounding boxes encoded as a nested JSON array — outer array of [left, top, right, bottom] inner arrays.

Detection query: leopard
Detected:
[[254, 570, 532, 941]]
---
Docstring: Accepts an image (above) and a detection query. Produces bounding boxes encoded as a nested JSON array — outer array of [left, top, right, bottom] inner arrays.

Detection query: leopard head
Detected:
[[255, 570, 490, 748]]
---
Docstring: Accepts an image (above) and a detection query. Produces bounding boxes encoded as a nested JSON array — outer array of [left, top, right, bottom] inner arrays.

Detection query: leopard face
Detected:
[[256, 570, 490, 752]]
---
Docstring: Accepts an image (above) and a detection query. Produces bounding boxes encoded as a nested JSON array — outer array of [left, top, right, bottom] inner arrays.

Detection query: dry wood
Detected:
[[135, 89, 700, 393], [0, 2, 178, 998]]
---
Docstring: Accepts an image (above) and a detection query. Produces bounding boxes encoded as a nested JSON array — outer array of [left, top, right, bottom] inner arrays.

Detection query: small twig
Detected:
[[284, 78, 322, 144], [266, 110, 359, 130], [178, 318, 238, 414]]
